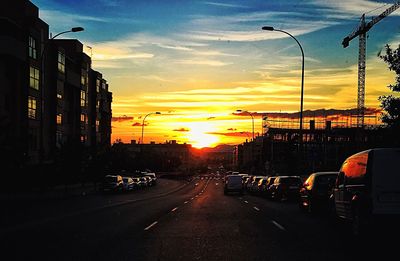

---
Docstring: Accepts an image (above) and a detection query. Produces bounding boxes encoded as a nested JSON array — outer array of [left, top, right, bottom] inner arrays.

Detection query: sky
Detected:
[[32, 0, 400, 147]]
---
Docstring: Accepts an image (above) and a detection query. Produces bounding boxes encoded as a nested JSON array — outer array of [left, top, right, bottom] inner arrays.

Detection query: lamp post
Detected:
[[39, 27, 84, 164], [236, 110, 254, 141], [141, 112, 161, 144], [262, 26, 304, 142]]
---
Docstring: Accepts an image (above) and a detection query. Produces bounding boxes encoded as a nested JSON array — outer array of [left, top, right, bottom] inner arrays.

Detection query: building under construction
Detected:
[[236, 117, 392, 177]]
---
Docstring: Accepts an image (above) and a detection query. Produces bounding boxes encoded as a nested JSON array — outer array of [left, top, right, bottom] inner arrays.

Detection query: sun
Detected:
[[185, 122, 219, 148]]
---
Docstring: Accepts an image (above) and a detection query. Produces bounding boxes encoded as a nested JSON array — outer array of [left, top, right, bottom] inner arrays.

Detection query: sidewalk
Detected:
[[0, 182, 100, 201]]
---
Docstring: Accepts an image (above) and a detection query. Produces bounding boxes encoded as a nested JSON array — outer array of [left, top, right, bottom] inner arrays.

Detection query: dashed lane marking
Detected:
[[184, 201, 188, 204], [271, 220, 286, 231], [253, 207, 260, 211], [144, 221, 158, 231], [244, 200, 249, 204], [171, 207, 178, 212]]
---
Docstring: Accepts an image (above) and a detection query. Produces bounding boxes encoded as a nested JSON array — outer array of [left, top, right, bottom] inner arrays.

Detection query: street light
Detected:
[[262, 26, 304, 142], [39, 27, 84, 164], [236, 110, 254, 141], [141, 112, 161, 144]]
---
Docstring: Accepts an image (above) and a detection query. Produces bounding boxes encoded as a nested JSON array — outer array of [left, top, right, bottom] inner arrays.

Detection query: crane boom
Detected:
[[342, 2, 400, 128]]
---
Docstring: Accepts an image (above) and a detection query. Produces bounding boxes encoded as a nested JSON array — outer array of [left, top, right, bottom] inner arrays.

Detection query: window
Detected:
[[80, 135, 86, 143], [57, 113, 62, 125], [80, 113, 87, 123], [57, 93, 62, 100], [29, 66, 40, 90], [96, 100, 100, 109], [28, 36, 37, 59], [96, 79, 100, 93], [28, 96, 37, 119], [58, 51, 65, 73], [56, 131, 63, 147], [81, 69, 88, 87], [101, 82, 106, 90], [80, 90, 86, 107], [96, 119, 100, 132]]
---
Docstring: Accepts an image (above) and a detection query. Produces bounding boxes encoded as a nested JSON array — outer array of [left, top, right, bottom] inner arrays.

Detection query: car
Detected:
[[333, 148, 400, 236], [263, 176, 277, 198], [102, 175, 124, 193], [122, 177, 135, 191], [145, 173, 157, 186], [248, 176, 265, 193], [224, 174, 243, 195], [269, 176, 302, 201], [138, 176, 148, 188], [257, 177, 269, 195], [299, 172, 338, 213], [132, 177, 141, 188]]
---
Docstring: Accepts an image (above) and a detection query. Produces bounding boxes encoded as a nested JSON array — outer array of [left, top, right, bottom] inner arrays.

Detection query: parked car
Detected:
[[138, 176, 148, 187], [270, 176, 302, 201], [224, 174, 243, 195], [257, 177, 269, 195], [145, 173, 157, 186], [102, 175, 124, 192], [122, 177, 135, 191], [299, 172, 338, 213], [263, 176, 277, 198], [248, 176, 265, 193], [333, 148, 400, 236], [132, 177, 141, 188]]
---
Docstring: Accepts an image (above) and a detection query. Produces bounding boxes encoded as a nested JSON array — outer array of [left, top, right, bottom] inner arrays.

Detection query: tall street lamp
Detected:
[[39, 27, 84, 164], [262, 26, 304, 142], [236, 110, 254, 141], [141, 112, 161, 144]]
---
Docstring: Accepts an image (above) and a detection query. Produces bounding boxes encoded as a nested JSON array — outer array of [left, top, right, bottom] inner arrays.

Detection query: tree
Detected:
[[378, 44, 400, 130]]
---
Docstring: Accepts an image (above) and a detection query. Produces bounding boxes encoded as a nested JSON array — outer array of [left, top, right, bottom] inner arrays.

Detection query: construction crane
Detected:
[[342, 2, 400, 128]]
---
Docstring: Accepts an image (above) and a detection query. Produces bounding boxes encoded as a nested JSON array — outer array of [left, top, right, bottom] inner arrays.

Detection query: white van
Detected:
[[224, 175, 243, 195], [333, 148, 400, 235]]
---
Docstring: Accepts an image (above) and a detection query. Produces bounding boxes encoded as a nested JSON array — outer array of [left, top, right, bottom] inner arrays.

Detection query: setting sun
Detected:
[[185, 122, 219, 148]]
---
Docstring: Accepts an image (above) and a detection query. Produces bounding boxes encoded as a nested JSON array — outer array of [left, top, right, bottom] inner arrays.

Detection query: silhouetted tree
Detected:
[[378, 44, 400, 130]]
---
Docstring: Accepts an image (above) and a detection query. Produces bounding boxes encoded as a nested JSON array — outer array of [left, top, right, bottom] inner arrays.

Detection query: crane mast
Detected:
[[342, 2, 400, 128]]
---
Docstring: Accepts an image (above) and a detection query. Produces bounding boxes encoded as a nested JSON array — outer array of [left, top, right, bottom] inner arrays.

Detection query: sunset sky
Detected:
[[32, 0, 400, 147]]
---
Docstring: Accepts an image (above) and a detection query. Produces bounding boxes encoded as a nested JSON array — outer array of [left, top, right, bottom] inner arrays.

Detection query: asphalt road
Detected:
[[1, 177, 397, 261]]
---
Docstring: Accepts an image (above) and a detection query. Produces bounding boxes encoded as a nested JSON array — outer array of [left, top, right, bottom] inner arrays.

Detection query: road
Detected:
[[1, 177, 397, 260]]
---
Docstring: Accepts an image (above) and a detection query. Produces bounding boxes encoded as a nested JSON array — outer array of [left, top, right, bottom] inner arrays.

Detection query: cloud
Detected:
[[311, 0, 398, 18], [203, 1, 249, 9], [173, 128, 190, 132], [207, 131, 252, 137], [227, 128, 237, 131], [132, 122, 148, 127], [40, 9, 108, 25], [175, 59, 231, 66], [112, 115, 134, 122]]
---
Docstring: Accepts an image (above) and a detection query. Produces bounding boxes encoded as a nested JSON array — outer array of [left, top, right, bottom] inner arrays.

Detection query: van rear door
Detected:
[[372, 149, 400, 215]]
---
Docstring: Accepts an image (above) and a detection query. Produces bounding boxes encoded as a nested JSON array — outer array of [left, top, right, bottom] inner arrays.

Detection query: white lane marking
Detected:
[[144, 221, 158, 231], [195, 195, 198, 198], [171, 207, 178, 212], [253, 207, 260, 211], [184, 201, 188, 204], [244, 200, 248, 204], [271, 220, 286, 231], [195, 183, 199, 186], [215, 183, 219, 186], [191, 197, 194, 200]]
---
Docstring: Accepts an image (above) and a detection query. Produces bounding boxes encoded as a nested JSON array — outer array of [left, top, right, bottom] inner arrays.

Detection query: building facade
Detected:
[[0, 0, 112, 176]]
